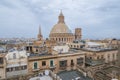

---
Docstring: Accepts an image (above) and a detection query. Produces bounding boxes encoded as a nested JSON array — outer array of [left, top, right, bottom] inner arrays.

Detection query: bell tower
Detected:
[[37, 26, 43, 41], [75, 28, 82, 40]]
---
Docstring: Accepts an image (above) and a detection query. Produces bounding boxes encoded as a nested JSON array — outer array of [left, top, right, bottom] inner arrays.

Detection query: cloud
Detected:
[[0, 0, 120, 39]]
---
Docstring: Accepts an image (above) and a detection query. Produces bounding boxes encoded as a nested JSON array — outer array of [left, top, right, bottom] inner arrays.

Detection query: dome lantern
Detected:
[[58, 10, 65, 24]]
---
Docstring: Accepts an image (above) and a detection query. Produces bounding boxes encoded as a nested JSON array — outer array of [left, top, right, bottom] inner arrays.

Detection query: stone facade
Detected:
[[85, 49, 118, 65], [28, 51, 85, 74], [75, 28, 82, 40], [5, 50, 28, 78]]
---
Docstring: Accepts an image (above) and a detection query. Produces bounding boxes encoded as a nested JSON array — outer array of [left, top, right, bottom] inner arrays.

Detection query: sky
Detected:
[[0, 0, 120, 39]]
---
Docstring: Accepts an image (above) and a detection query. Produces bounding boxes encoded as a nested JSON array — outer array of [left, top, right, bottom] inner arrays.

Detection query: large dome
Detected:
[[49, 11, 75, 43], [50, 23, 71, 34], [50, 11, 72, 34]]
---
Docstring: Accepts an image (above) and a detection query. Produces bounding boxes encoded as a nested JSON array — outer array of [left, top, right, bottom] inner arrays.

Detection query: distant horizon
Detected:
[[0, 0, 120, 39]]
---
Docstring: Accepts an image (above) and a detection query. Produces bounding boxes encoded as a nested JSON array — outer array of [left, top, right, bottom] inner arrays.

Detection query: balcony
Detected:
[[49, 65, 56, 69], [49, 66, 56, 71], [59, 66, 67, 70], [85, 58, 105, 66]]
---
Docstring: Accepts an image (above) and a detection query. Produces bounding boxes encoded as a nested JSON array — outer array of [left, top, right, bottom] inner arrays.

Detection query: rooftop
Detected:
[[77, 48, 117, 52], [85, 58, 105, 66], [29, 75, 53, 80], [57, 70, 92, 80], [94, 66, 120, 80], [28, 50, 84, 57]]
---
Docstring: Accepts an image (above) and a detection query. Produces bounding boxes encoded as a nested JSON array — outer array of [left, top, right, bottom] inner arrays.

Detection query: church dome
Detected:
[[49, 11, 75, 43], [50, 23, 71, 34], [50, 11, 72, 34]]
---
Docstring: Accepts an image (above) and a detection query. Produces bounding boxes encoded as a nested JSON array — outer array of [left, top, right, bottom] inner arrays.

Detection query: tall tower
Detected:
[[75, 28, 82, 40], [37, 26, 43, 41]]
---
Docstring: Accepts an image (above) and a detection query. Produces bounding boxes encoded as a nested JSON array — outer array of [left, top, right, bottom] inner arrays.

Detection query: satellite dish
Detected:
[[45, 70, 49, 76]]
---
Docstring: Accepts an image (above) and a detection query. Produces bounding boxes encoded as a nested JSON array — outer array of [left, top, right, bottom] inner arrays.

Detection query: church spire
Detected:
[[58, 10, 65, 24], [38, 25, 43, 41], [39, 25, 42, 35]]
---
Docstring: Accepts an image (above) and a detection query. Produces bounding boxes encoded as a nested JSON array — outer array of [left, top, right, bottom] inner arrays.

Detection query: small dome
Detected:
[[50, 23, 71, 34]]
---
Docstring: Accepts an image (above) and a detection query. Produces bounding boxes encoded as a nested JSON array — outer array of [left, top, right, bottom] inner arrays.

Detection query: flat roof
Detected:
[[76, 48, 117, 52], [57, 70, 92, 80], [29, 75, 53, 80], [28, 50, 85, 58]]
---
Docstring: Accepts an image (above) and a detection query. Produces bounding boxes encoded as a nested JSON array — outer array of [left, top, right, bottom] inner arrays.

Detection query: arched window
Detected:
[[59, 38, 61, 41]]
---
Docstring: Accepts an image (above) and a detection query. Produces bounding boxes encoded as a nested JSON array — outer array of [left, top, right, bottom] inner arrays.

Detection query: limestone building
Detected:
[[27, 47, 85, 74], [0, 48, 28, 79], [5, 49, 28, 78], [75, 28, 82, 40]]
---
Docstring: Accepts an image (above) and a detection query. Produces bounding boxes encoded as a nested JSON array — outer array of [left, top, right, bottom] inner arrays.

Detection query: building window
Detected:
[[13, 53, 16, 59], [108, 54, 110, 61], [21, 65, 27, 70], [0, 58, 3, 64], [36, 49, 38, 52], [113, 54, 115, 60], [30, 47, 32, 52], [11, 68, 13, 71], [71, 60, 74, 66], [77, 58, 84, 65], [15, 67, 19, 71], [74, 45, 76, 48], [97, 56, 100, 59], [90, 57, 92, 59], [26, 47, 29, 51], [62, 38, 63, 42], [6, 68, 10, 72], [42, 61, 46, 66], [33, 62, 38, 69], [50, 60, 54, 67], [101, 55, 104, 59], [59, 60, 67, 67]]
